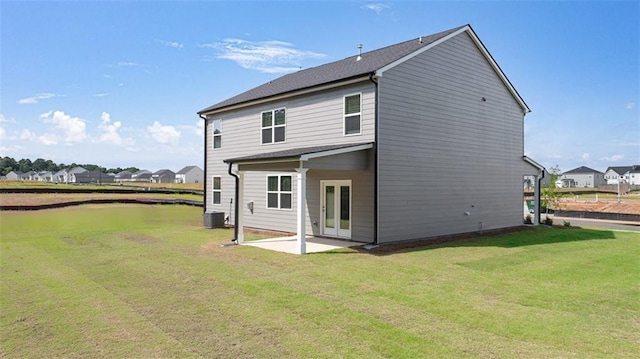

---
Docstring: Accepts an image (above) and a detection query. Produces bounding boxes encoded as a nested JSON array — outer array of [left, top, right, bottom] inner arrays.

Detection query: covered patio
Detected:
[[225, 142, 374, 255]]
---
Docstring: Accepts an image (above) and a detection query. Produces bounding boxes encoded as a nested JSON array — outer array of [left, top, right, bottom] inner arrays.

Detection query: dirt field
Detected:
[[556, 198, 640, 215]]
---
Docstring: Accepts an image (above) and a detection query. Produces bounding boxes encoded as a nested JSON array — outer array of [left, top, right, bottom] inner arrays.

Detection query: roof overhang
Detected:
[[523, 156, 545, 171], [376, 25, 530, 114], [225, 142, 374, 165], [199, 75, 372, 117]]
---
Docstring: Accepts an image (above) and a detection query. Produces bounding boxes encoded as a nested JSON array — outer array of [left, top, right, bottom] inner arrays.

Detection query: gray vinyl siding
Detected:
[[205, 81, 375, 236], [377, 31, 526, 243]]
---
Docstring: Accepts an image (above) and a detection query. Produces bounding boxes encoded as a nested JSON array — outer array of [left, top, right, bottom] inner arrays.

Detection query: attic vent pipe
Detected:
[[356, 43, 363, 61], [419, 36, 423, 44]]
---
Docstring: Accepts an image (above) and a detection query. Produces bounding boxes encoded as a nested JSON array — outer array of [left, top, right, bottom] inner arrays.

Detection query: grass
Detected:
[[1, 205, 639, 358]]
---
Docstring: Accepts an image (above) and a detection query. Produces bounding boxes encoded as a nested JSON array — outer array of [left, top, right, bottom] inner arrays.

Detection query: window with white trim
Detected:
[[266, 175, 292, 209], [212, 176, 221, 205], [261, 108, 286, 144], [213, 120, 222, 149], [344, 93, 361, 135]]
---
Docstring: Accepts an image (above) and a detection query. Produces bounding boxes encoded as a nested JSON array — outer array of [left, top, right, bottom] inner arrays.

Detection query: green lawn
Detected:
[[1, 205, 638, 358]]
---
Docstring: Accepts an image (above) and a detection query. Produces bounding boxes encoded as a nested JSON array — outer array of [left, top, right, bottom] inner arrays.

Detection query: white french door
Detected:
[[321, 180, 351, 239]]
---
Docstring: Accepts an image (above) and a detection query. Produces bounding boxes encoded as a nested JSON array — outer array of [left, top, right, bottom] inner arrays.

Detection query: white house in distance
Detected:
[[560, 166, 606, 188], [604, 165, 640, 185], [198, 24, 544, 254], [175, 165, 204, 184]]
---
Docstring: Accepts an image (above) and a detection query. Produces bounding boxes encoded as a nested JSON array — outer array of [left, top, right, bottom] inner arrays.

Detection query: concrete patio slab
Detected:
[[242, 236, 363, 254]]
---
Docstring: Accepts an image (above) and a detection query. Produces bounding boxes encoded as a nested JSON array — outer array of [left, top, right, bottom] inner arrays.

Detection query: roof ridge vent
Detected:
[[356, 43, 363, 61]]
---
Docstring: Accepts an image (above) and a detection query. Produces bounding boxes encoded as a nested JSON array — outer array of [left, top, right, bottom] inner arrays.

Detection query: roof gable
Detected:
[[198, 24, 529, 115], [176, 165, 201, 174], [564, 166, 603, 175], [605, 166, 632, 175]]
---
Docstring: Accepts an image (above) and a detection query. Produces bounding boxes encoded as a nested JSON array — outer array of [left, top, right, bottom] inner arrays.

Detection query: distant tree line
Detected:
[[0, 156, 139, 177]]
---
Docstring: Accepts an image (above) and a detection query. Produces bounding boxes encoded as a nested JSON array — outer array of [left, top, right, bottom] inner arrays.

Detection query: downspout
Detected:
[[369, 73, 379, 245], [198, 114, 208, 216], [227, 161, 239, 244]]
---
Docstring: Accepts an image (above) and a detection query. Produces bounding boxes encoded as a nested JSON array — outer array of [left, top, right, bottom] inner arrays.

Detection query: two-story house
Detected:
[[198, 24, 544, 254], [175, 165, 204, 184], [604, 166, 631, 184], [560, 166, 606, 188]]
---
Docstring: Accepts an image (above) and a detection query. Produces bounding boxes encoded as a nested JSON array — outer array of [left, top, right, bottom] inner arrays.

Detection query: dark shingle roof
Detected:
[[563, 166, 603, 175], [605, 166, 632, 175], [176, 165, 201, 174], [199, 25, 467, 114], [225, 142, 373, 164]]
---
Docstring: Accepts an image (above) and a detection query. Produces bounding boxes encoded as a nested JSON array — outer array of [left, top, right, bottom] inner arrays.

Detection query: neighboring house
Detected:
[[73, 171, 114, 184], [151, 169, 176, 183], [131, 170, 152, 182], [114, 170, 133, 182], [35, 171, 53, 182], [604, 166, 632, 184], [175, 165, 204, 184], [560, 166, 606, 188], [24, 171, 37, 181], [628, 165, 640, 185], [198, 24, 543, 254], [5, 170, 23, 180], [62, 167, 89, 183]]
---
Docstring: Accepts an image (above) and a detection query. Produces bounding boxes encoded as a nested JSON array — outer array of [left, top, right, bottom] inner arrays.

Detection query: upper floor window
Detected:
[[212, 176, 221, 205], [344, 93, 361, 136], [267, 175, 292, 209], [261, 108, 286, 144], [213, 120, 222, 149]]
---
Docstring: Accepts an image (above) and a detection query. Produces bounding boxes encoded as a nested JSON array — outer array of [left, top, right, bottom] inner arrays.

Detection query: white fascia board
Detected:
[[300, 143, 373, 161], [523, 156, 545, 171], [376, 25, 531, 114]]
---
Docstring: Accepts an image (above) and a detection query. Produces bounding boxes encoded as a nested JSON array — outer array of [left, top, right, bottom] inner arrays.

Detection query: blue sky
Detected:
[[1, 1, 638, 173]]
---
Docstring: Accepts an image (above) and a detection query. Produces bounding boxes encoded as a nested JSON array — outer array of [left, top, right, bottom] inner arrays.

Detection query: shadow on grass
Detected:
[[343, 226, 619, 257]]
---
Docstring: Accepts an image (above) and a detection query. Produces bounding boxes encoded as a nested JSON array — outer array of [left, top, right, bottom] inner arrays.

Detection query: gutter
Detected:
[[369, 73, 379, 245], [227, 161, 240, 244]]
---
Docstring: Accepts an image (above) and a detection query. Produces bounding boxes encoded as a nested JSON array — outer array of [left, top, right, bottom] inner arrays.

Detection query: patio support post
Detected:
[[295, 167, 309, 254], [237, 170, 245, 243], [533, 173, 541, 225]]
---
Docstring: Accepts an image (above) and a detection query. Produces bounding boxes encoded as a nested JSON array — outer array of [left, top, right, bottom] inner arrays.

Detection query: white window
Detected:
[[266, 175, 292, 209], [212, 176, 221, 205], [344, 93, 361, 136], [212, 120, 222, 149], [261, 108, 286, 144]]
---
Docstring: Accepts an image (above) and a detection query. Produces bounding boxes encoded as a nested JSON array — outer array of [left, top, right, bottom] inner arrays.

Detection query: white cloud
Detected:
[[363, 3, 390, 14], [0, 114, 14, 123], [21, 129, 59, 145], [92, 93, 110, 97], [599, 154, 625, 162], [202, 39, 326, 73], [157, 39, 184, 49], [147, 121, 180, 146], [581, 153, 590, 161], [40, 110, 87, 143], [98, 111, 133, 146], [18, 93, 62, 104], [625, 101, 636, 110], [0, 127, 5, 140], [107, 61, 143, 68]]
